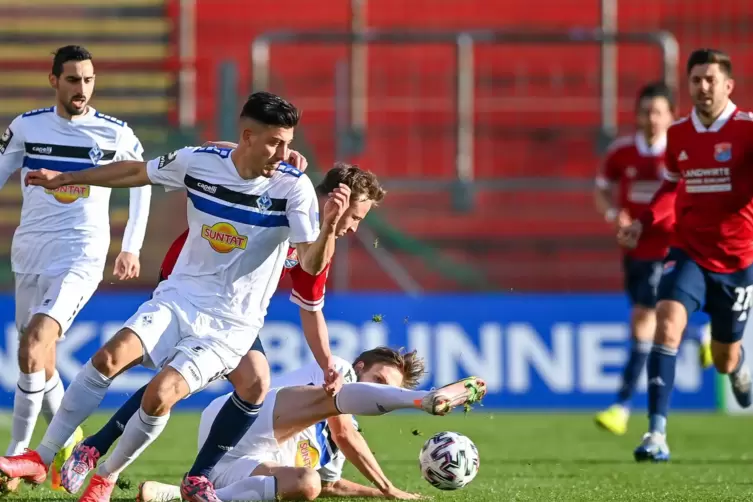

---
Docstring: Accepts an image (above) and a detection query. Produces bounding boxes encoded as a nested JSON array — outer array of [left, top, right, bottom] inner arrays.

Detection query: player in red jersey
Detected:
[[54, 162, 390, 502], [619, 49, 753, 462], [594, 82, 712, 436]]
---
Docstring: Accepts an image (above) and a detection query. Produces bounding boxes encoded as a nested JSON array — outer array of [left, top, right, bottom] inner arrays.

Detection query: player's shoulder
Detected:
[[191, 145, 233, 159], [92, 110, 128, 128], [271, 163, 314, 193], [19, 106, 55, 120], [605, 134, 636, 156], [667, 115, 692, 134], [732, 109, 753, 124]]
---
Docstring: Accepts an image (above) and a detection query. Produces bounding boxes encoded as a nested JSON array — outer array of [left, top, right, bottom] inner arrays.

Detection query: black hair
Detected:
[[240, 91, 300, 128], [636, 81, 675, 111], [686, 48, 732, 77], [51, 45, 93, 77]]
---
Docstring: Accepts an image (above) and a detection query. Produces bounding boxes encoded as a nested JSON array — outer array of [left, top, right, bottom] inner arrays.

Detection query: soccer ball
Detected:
[[418, 431, 479, 490]]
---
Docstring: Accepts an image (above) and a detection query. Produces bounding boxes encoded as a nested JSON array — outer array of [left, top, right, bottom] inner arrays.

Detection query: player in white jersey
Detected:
[[0, 45, 151, 490], [138, 347, 486, 502], [0, 92, 349, 502]]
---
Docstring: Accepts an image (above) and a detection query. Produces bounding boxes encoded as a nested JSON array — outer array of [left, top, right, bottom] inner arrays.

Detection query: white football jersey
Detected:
[[145, 146, 320, 354], [0, 106, 149, 281], [203, 356, 358, 482]]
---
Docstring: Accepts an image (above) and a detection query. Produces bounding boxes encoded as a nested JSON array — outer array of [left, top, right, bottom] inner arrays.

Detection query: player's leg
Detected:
[[216, 464, 320, 501], [704, 268, 753, 408], [43, 343, 85, 492], [185, 337, 269, 482], [595, 258, 658, 435], [634, 249, 704, 462], [89, 338, 236, 502], [0, 297, 177, 491], [81, 385, 147, 456]]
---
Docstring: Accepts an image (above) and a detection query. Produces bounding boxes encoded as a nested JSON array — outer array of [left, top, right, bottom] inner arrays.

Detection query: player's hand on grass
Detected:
[[287, 149, 308, 172], [383, 486, 425, 499], [25, 168, 68, 189], [113, 251, 141, 280], [617, 220, 643, 249], [322, 183, 351, 229]]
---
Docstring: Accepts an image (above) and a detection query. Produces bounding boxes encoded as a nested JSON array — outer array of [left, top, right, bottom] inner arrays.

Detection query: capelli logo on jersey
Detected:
[[31, 146, 52, 155], [295, 440, 320, 468], [45, 185, 90, 204], [196, 182, 217, 194], [201, 222, 248, 253]]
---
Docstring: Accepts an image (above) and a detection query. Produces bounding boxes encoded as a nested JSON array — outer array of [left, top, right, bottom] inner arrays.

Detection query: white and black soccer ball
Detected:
[[418, 431, 479, 490]]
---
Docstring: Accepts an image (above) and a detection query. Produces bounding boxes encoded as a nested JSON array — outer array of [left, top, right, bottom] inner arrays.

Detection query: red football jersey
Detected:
[[641, 101, 753, 273], [597, 133, 673, 260], [159, 229, 329, 311]]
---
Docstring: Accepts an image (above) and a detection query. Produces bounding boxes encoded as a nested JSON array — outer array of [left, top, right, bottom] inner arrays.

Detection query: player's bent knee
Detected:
[[631, 306, 656, 341], [711, 340, 739, 374], [228, 350, 270, 405], [654, 300, 687, 346], [142, 366, 189, 416], [91, 328, 144, 378], [18, 314, 61, 371], [277, 468, 321, 501]]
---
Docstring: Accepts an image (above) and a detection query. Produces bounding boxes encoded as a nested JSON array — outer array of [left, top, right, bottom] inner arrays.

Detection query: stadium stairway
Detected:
[[0, 0, 176, 287]]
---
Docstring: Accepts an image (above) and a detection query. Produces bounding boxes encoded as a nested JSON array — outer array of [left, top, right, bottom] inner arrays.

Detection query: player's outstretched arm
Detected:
[[299, 309, 341, 395], [25, 160, 151, 189], [327, 416, 421, 499], [320, 478, 388, 498]]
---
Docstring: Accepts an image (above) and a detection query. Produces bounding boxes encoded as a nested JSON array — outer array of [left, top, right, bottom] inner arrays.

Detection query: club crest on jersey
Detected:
[[285, 249, 299, 269], [89, 144, 103, 164], [257, 192, 272, 211], [45, 185, 90, 204], [714, 143, 732, 163], [0, 127, 12, 154], [201, 222, 248, 253], [295, 440, 320, 468]]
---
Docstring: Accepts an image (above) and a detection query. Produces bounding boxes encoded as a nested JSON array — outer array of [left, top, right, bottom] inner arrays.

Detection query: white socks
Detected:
[[334, 383, 429, 416], [41, 370, 65, 423], [7, 370, 46, 456], [215, 476, 276, 501], [97, 407, 170, 480], [38, 361, 111, 466]]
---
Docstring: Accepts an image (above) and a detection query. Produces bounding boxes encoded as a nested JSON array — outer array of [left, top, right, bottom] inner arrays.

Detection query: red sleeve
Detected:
[[595, 148, 621, 188], [289, 262, 330, 311], [639, 129, 680, 227], [159, 229, 189, 280]]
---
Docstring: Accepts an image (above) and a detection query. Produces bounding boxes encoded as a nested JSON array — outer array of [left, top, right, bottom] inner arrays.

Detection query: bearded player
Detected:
[[594, 82, 712, 436], [0, 45, 151, 490], [619, 48, 753, 461]]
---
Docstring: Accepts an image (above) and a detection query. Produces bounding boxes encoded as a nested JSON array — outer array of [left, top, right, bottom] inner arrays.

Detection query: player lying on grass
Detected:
[[138, 347, 486, 502], [593, 82, 713, 436], [0, 92, 350, 502], [619, 48, 753, 462], [55, 163, 386, 502]]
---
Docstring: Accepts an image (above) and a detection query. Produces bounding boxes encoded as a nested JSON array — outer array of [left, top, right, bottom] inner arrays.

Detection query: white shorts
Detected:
[[14, 271, 99, 338], [123, 289, 251, 394], [205, 389, 282, 489]]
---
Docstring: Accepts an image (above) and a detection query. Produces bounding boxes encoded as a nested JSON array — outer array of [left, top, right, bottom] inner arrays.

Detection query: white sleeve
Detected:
[[118, 128, 152, 254], [286, 175, 320, 244], [0, 117, 24, 189], [145, 147, 195, 191]]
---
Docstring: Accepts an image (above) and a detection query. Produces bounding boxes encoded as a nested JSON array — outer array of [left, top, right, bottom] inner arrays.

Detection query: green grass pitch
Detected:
[[1, 411, 752, 501]]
